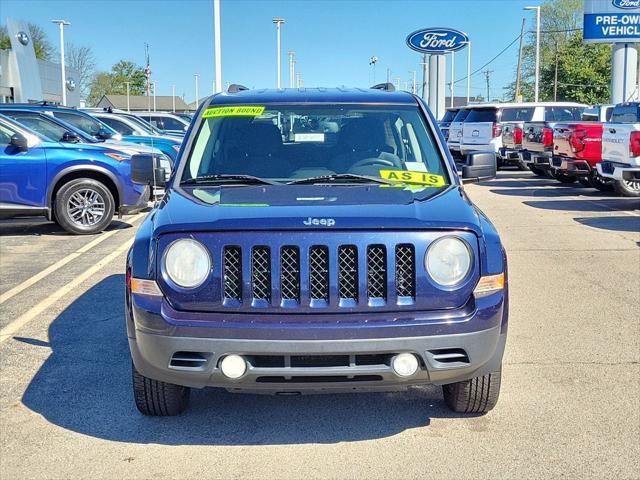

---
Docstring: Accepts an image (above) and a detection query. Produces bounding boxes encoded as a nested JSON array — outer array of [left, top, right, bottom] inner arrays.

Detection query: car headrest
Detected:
[[339, 117, 388, 153], [241, 122, 282, 155]]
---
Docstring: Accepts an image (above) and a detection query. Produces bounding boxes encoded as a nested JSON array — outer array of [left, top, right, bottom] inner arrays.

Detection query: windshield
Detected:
[[51, 111, 117, 137], [441, 110, 458, 123], [501, 107, 534, 122], [120, 114, 158, 134], [544, 106, 583, 122], [182, 104, 449, 188], [4, 111, 97, 143], [452, 109, 471, 122], [611, 105, 640, 123], [465, 108, 497, 123]]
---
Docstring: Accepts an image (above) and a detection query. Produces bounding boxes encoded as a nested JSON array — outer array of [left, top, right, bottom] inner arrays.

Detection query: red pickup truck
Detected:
[[551, 123, 613, 190]]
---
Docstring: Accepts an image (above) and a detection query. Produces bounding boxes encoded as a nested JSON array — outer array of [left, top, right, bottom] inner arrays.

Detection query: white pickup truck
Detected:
[[597, 102, 640, 197]]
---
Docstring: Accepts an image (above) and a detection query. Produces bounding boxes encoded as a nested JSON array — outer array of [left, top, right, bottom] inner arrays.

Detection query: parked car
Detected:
[[581, 104, 614, 122], [133, 112, 190, 135], [446, 107, 471, 158], [439, 107, 459, 142], [0, 114, 150, 234], [126, 87, 507, 417], [88, 111, 182, 162], [551, 122, 612, 190], [520, 105, 585, 179], [500, 103, 586, 170], [598, 102, 640, 197], [0, 107, 173, 180]]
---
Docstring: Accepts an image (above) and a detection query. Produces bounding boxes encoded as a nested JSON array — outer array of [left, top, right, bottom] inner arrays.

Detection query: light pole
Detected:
[[288, 51, 296, 88], [125, 82, 131, 112], [450, 50, 455, 107], [465, 41, 472, 104], [369, 56, 378, 85], [409, 70, 416, 94], [296, 72, 303, 88], [213, 0, 222, 93], [194, 74, 200, 109], [272, 17, 285, 88], [51, 20, 70, 105], [525, 6, 541, 102], [172, 84, 176, 112], [153, 81, 157, 112]]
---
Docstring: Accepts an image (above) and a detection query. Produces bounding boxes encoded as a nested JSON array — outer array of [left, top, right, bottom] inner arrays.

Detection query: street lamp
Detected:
[[194, 74, 200, 109], [288, 51, 296, 88], [525, 6, 541, 102], [153, 81, 157, 112], [464, 41, 472, 104], [213, 0, 222, 93], [272, 17, 285, 88], [125, 81, 131, 112], [172, 84, 176, 112], [450, 50, 455, 107], [51, 20, 70, 106]]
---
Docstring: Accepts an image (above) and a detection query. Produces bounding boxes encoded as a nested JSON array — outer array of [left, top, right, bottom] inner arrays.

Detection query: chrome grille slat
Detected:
[[395, 244, 416, 298], [367, 245, 387, 299], [309, 246, 329, 301], [338, 245, 358, 301], [280, 246, 300, 301], [223, 246, 242, 301], [251, 246, 272, 302]]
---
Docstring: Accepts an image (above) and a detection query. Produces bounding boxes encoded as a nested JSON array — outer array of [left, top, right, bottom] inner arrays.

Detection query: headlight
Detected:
[[163, 239, 211, 288], [425, 236, 472, 287]]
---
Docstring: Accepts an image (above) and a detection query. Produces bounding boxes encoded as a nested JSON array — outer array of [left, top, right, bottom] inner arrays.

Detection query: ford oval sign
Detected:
[[406, 28, 469, 54], [612, 0, 640, 9]]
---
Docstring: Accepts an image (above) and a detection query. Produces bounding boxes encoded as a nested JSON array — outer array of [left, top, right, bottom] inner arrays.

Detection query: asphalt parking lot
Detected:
[[0, 171, 638, 479]]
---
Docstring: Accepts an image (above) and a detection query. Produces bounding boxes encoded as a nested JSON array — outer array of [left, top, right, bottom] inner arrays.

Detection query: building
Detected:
[[0, 18, 80, 106], [444, 96, 484, 108], [96, 94, 190, 112]]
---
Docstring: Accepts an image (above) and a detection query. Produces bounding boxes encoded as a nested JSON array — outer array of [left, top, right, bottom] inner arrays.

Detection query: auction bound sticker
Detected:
[[379, 170, 446, 187], [203, 105, 266, 118]]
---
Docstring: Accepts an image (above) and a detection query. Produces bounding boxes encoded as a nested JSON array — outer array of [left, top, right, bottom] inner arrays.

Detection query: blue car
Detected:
[[0, 104, 179, 165], [126, 87, 506, 416], [0, 114, 150, 234]]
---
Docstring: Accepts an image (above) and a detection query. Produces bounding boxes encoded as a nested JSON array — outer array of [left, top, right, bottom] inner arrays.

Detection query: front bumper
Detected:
[[120, 185, 150, 216], [597, 161, 640, 181], [550, 158, 592, 176], [524, 151, 553, 169], [128, 292, 507, 392], [500, 147, 523, 164], [460, 139, 500, 156]]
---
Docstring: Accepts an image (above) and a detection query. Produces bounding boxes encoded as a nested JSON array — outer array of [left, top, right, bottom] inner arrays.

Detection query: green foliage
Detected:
[[87, 60, 146, 106], [0, 23, 55, 60], [505, 0, 611, 104]]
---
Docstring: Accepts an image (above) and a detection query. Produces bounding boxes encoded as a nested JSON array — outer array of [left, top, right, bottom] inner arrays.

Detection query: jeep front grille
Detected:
[[222, 243, 415, 308]]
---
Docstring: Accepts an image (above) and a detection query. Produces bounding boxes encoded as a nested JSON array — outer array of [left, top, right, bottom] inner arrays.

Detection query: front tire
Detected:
[[54, 178, 114, 235], [614, 178, 640, 197], [442, 369, 501, 414], [132, 363, 190, 416]]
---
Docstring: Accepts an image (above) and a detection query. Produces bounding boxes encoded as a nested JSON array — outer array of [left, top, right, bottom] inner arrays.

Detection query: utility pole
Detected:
[[172, 84, 176, 112], [272, 18, 285, 88], [421, 54, 428, 100], [515, 17, 526, 102], [410, 70, 416, 94], [525, 6, 541, 102], [553, 38, 559, 101], [296, 72, 303, 88], [465, 41, 472, 104], [288, 51, 296, 88], [483, 70, 493, 101], [51, 20, 70, 106], [213, 0, 222, 93], [450, 50, 455, 107], [125, 82, 131, 112], [194, 74, 200, 109], [369, 56, 378, 85], [153, 81, 157, 112]]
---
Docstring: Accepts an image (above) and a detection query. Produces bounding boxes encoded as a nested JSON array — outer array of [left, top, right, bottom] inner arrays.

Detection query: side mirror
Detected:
[[462, 151, 497, 183], [9, 134, 29, 152], [131, 154, 166, 187], [95, 129, 113, 140], [61, 131, 81, 143]]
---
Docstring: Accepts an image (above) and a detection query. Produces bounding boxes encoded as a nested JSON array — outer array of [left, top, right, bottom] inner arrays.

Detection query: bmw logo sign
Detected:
[[66, 78, 76, 92], [16, 31, 30, 46]]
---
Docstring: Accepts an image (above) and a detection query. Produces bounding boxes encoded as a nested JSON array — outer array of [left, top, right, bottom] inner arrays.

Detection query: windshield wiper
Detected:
[[181, 174, 279, 186], [287, 173, 394, 185]]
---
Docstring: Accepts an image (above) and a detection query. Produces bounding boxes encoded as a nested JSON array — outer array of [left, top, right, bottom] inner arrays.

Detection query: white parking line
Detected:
[[0, 238, 133, 344], [0, 213, 144, 306]]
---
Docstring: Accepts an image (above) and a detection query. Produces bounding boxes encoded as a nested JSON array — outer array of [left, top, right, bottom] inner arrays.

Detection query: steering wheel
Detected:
[[350, 157, 396, 169]]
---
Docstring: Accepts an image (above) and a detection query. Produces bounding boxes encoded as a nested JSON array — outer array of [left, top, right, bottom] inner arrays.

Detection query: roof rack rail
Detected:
[[227, 84, 249, 93], [370, 83, 396, 92]]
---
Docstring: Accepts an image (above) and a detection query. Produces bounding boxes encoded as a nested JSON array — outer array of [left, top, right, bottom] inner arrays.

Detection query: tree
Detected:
[[65, 44, 96, 98], [0, 23, 55, 60], [505, 0, 611, 103], [86, 60, 147, 106]]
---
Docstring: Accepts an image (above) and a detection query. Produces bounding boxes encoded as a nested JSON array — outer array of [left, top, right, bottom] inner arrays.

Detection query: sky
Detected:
[[1, 0, 544, 102]]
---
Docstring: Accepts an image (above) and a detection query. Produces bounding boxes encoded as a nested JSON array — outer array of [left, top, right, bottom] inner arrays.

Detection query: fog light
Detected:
[[391, 353, 419, 377], [220, 354, 246, 379]]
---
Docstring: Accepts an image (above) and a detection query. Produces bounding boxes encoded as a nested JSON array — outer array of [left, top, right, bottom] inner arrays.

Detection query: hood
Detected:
[[104, 139, 162, 155], [152, 184, 482, 236]]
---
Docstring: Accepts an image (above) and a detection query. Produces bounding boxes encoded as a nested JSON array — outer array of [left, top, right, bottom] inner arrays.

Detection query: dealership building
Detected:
[[0, 18, 80, 106]]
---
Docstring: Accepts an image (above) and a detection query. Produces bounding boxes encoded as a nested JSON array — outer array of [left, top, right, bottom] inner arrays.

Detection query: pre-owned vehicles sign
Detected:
[[584, 0, 640, 43]]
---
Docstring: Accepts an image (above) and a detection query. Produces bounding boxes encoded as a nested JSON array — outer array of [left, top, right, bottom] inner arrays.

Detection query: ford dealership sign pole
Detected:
[[406, 28, 469, 119], [584, 0, 640, 103]]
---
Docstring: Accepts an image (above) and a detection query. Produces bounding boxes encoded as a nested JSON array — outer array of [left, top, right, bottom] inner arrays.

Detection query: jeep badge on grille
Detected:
[[303, 217, 336, 227]]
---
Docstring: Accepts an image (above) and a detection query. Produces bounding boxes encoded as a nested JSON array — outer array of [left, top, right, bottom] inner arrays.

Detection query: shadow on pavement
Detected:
[[524, 198, 640, 212], [489, 187, 612, 198], [0, 219, 134, 237], [574, 216, 640, 233], [21, 274, 465, 446]]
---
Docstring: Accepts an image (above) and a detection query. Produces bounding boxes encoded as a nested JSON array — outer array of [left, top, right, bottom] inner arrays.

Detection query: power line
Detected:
[[453, 33, 521, 85]]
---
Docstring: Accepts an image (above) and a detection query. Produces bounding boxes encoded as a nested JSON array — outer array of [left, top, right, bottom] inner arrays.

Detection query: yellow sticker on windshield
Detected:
[[202, 105, 265, 118], [379, 170, 446, 187]]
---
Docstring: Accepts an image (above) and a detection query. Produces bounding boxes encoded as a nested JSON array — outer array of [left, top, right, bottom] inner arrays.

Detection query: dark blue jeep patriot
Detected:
[[126, 87, 507, 416]]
